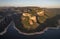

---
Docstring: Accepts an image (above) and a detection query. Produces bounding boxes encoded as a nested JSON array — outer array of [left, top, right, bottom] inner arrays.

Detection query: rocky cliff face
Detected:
[[0, 7, 60, 35]]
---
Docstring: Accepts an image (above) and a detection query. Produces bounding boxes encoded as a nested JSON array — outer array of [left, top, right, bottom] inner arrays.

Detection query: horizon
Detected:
[[0, 0, 60, 8]]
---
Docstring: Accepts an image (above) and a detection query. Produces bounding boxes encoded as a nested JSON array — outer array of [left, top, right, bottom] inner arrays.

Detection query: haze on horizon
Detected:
[[0, 0, 60, 8]]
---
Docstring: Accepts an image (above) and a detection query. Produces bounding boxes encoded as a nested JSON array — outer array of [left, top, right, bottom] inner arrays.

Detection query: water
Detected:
[[0, 23, 60, 39]]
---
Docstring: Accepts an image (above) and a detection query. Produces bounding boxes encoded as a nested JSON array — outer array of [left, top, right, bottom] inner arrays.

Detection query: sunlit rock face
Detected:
[[37, 11, 45, 16], [21, 13, 39, 30]]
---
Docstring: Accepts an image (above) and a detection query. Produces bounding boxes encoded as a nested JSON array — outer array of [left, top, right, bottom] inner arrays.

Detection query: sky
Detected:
[[0, 0, 60, 8]]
